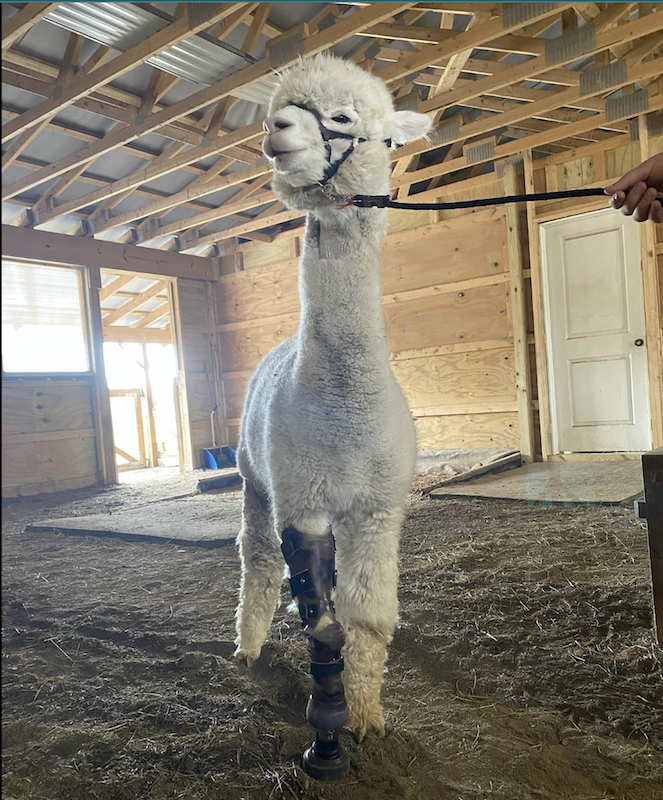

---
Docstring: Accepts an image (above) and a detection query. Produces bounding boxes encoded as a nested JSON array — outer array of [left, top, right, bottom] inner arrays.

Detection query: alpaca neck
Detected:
[[296, 210, 390, 388]]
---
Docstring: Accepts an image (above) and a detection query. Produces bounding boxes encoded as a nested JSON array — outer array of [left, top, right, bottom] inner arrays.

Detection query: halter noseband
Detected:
[[288, 103, 392, 187]]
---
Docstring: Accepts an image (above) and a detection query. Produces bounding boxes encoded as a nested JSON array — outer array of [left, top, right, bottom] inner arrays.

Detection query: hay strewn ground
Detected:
[[2, 472, 662, 800]]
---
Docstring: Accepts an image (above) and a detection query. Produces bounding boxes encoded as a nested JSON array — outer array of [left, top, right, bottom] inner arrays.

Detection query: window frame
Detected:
[[1, 258, 96, 379]]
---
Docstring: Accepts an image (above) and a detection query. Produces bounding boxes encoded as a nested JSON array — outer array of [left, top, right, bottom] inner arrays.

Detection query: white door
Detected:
[[540, 208, 651, 453]]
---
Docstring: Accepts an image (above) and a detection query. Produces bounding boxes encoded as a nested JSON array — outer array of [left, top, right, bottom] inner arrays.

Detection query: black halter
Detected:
[[289, 103, 392, 187]]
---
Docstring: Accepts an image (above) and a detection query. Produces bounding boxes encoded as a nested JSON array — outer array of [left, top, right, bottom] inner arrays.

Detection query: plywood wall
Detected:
[[2, 379, 101, 497], [215, 181, 523, 452]]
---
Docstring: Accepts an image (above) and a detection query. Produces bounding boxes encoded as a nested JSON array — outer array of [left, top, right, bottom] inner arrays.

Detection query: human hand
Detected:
[[604, 153, 663, 223]]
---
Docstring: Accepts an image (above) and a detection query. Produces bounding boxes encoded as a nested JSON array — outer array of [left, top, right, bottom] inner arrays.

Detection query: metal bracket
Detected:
[[605, 89, 649, 122], [545, 23, 596, 66]]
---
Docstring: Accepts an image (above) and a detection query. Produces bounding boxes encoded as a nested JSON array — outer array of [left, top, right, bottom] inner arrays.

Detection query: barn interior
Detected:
[[2, 2, 663, 798]]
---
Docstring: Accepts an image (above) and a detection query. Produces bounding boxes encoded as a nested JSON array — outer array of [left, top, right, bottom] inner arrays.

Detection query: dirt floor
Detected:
[[2, 470, 662, 800]]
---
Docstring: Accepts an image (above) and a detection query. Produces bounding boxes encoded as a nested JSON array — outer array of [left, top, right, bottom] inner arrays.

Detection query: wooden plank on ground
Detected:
[[25, 493, 243, 548]]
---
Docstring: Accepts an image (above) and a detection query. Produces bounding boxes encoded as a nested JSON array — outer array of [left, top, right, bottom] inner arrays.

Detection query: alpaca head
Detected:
[[263, 54, 432, 209]]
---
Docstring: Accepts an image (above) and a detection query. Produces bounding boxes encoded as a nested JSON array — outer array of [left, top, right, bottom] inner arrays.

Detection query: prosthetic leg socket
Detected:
[[281, 526, 350, 781]]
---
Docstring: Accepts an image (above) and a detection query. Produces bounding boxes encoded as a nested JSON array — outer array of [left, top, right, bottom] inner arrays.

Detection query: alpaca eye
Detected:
[[332, 115, 351, 124]]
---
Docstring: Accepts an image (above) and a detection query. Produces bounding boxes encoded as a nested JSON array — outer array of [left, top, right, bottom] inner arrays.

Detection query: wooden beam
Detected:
[[241, 2, 272, 55], [102, 325, 171, 344], [135, 302, 170, 329], [1, 31, 83, 174], [209, 3, 260, 40], [1, 226, 216, 280], [1, 3, 240, 143], [86, 266, 118, 485], [25, 124, 266, 221], [392, 55, 663, 189], [138, 176, 274, 243], [180, 209, 303, 252], [1, 62, 260, 163], [1, 2, 413, 201], [375, 4, 571, 85], [88, 161, 272, 234], [3, 149, 241, 220], [99, 274, 135, 302], [102, 281, 168, 327], [416, 9, 659, 117], [1, 3, 57, 53], [638, 112, 663, 449], [360, 25, 548, 56], [502, 161, 535, 463], [523, 150, 552, 460]]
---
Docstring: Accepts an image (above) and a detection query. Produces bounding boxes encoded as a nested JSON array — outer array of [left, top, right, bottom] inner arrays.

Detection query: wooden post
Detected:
[[523, 150, 554, 460], [86, 266, 117, 484], [642, 447, 663, 645], [204, 281, 228, 447], [502, 160, 535, 463], [637, 113, 663, 449], [170, 280, 194, 471], [141, 342, 160, 468]]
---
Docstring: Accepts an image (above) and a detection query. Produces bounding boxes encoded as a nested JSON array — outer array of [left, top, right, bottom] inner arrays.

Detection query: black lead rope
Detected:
[[352, 187, 607, 210], [285, 105, 611, 211]]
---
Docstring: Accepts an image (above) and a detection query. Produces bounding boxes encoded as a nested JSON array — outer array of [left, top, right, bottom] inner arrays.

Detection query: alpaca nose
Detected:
[[264, 115, 294, 134]]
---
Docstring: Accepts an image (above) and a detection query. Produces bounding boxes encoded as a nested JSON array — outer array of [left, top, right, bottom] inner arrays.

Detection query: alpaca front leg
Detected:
[[235, 482, 282, 666], [334, 511, 401, 742]]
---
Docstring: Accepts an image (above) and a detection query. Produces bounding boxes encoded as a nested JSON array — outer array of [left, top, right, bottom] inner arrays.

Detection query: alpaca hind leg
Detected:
[[234, 481, 282, 666], [334, 510, 402, 742]]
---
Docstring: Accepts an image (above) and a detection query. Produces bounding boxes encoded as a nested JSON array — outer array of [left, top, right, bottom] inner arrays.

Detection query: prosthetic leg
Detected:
[[281, 526, 350, 780]]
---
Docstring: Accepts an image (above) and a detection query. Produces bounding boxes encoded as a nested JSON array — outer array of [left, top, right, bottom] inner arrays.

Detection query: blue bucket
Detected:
[[202, 446, 236, 469]]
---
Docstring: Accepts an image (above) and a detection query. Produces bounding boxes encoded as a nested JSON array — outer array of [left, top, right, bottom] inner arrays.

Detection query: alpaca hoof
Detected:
[[348, 705, 385, 743], [234, 646, 261, 667]]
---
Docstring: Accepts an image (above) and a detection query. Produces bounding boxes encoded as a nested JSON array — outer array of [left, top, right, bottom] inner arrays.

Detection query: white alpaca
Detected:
[[234, 54, 431, 742]]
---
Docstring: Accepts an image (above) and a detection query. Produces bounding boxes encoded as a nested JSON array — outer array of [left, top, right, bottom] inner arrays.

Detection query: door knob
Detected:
[[634, 338, 644, 346]]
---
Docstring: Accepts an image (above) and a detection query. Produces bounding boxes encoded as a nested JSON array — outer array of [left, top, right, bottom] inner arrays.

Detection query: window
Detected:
[[1, 260, 91, 374]]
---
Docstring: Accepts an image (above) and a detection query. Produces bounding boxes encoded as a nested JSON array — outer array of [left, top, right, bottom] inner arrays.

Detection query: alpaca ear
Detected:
[[390, 110, 432, 145]]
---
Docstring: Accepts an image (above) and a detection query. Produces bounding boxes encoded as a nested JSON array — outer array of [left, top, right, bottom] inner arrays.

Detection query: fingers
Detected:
[[620, 181, 648, 216], [633, 188, 659, 223], [609, 190, 625, 210], [605, 162, 651, 195], [649, 199, 663, 224]]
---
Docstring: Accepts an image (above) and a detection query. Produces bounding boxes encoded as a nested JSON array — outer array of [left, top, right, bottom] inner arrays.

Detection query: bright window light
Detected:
[[1, 260, 90, 374]]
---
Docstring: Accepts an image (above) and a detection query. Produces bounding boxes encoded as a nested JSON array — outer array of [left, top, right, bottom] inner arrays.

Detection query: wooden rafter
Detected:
[[1, 31, 83, 174], [0, 67, 261, 164], [102, 280, 169, 327], [1, 3, 58, 53], [99, 274, 135, 302]]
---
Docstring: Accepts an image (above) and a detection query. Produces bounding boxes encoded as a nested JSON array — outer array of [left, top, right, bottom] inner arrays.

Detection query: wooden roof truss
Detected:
[[1, 1, 661, 257]]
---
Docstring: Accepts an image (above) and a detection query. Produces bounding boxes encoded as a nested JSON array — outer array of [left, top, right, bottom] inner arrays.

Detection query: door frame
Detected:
[[527, 198, 663, 460]]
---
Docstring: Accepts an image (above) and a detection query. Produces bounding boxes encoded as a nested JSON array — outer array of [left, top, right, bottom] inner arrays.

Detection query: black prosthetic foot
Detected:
[[303, 731, 350, 781]]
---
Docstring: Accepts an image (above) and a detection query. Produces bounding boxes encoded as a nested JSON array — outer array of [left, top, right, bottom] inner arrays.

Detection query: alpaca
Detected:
[[234, 54, 432, 743]]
